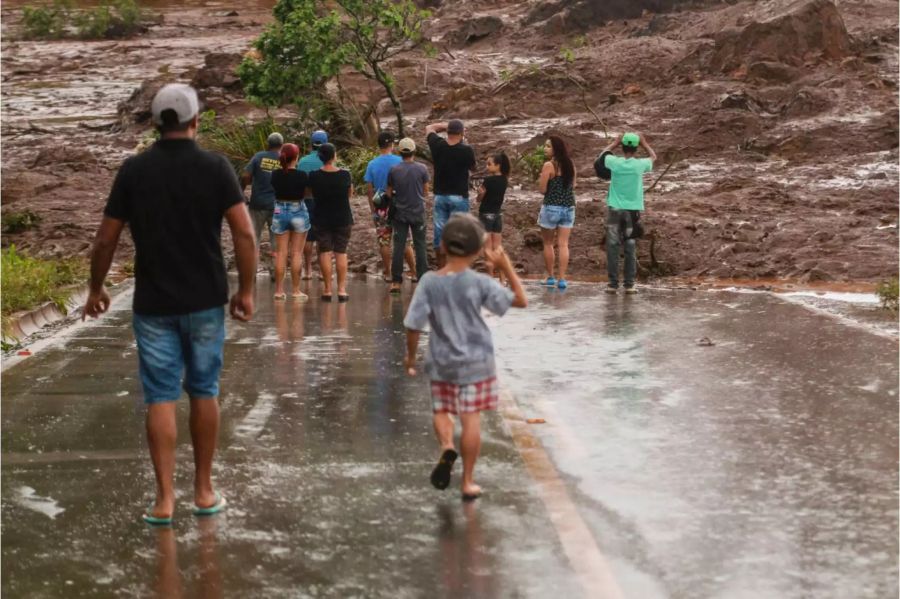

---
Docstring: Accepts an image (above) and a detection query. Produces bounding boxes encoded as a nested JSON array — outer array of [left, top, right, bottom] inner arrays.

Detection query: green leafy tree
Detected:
[[239, 0, 430, 137]]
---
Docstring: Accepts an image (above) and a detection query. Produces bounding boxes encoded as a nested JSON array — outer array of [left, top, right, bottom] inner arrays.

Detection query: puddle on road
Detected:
[[13, 486, 65, 519]]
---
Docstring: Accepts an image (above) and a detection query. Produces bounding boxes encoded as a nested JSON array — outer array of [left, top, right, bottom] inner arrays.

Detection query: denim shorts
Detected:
[[272, 201, 311, 235], [132, 306, 225, 404], [479, 212, 503, 233], [538, 205, 575, 229], [433, 194, 470, 248]]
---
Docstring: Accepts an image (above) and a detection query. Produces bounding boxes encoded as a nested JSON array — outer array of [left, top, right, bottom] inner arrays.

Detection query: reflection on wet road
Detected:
[[2, 277, 897, 597]]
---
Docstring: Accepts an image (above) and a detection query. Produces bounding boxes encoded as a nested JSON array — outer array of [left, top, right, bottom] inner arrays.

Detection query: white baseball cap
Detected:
[[151, 83, 200, 126]]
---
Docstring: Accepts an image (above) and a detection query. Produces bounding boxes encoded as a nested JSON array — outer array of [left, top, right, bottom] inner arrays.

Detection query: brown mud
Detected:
[[2, 0, 897, 285]]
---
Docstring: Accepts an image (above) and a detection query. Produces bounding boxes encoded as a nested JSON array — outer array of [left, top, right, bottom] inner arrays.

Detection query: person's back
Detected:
[[365, 153, 402, 193], [246, 149, 280, 209], [427, 133, 475, 197], [605, 155, 653, 211], [106, 138, 241, 315], [389, 160, 429, 223], [298, 151, 324, 176]]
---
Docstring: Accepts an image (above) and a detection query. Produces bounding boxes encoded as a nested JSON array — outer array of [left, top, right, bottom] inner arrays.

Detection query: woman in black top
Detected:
[[270, 143, 310, 300], [307, 143, 354, 302], [476, 152, 510, 282]]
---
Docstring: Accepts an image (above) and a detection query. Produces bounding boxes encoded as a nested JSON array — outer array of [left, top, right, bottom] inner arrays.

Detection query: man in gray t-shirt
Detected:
[[386, 138, 431, 289]]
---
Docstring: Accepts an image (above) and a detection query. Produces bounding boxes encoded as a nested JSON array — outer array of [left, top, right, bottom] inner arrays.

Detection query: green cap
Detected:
[[622, 132, 640, 147]]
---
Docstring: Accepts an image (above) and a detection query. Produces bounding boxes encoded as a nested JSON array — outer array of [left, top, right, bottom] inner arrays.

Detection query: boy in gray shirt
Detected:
[[404, 213, 527, 500]]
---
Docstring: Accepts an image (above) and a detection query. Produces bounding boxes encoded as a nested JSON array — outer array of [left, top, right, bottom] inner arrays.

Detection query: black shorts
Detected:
[[479, 212, 502, 233], [315, 225, 352, 254]]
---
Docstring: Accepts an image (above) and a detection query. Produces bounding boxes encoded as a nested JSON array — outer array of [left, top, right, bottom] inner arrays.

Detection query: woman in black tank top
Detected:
[[537, 136, 577, 290]]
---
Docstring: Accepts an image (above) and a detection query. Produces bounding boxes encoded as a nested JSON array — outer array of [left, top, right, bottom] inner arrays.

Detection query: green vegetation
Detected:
[[239, 0, 431, 137], [517, 145, 547, 181], [340, 146, 379, 190], [21, 0, 146, 40], [198, 114, 282, 171], [2, 210, 42, 234], [1, 246, 87, 326], [876, 276, 898, 312]]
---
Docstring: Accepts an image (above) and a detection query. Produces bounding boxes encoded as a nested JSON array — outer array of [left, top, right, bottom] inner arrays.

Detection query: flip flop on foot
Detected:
[[321, 294, 332, 302], [389, 285, 401, 295], [462, 485, 483, 502], [193, 492, 227, 517], [430, 448, 458, 490], [541, 277, 556, 287], [273, 292, 287, 300], [142, 508, 173, 527], [338, 294, 350, 303], [292, 291, 308, 301]]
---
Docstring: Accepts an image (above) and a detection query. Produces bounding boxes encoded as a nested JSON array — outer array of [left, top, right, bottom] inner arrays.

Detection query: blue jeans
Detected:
[[392, 220, 429, 283], [272, 201, 311, 235], [606, 208, 637, 288], [132, 306, 225, 404], [538, 205, 575, 229], [433, 195, 469, 249]]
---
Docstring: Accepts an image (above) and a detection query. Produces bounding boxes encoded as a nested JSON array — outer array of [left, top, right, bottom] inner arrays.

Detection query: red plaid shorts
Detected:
[[430, 377, 498, 414]]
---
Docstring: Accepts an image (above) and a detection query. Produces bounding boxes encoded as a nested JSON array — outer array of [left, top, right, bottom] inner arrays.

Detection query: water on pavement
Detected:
[[2, 277, 897, 598]]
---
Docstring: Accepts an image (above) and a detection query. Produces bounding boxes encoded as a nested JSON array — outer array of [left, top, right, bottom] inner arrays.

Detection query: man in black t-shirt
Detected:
[[425, 119, 476, 267], [83, 83, 257, 525]]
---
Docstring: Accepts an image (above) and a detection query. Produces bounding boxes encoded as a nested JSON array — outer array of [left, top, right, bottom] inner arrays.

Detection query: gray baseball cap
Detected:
[[151, 83, 199, 126], [442, 213, 484, 256]]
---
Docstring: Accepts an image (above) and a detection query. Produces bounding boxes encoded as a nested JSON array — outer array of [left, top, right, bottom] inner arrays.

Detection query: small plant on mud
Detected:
[[2, 210, 42, 234], [1, 246, 87, 322], [559, 46, 575, 64], [516, 145, 547, 182], [339, 146, 380, 190], [22, 1, 71, 39], [876, 276, 898, 312], [22, 0, 146, 40]]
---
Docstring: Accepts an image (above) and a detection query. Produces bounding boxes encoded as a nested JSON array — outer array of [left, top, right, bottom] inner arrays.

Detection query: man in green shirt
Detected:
[[600, 132, 657, 294]]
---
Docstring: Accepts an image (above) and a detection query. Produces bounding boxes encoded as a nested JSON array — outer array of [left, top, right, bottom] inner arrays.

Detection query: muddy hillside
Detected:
[[2, 0, 897, 283]]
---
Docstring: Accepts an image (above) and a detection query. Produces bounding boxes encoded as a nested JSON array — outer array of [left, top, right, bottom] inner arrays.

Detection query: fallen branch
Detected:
[[564, 73, 608, 138], [645, 154, 680, 193]]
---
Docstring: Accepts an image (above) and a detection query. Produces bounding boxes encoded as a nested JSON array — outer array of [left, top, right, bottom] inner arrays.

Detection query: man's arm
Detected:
[[83, 216, 125, 319], [240, 171, 251, 190], [425, 122, 447, 136], [225, 202, 257, 321], [601, 132, 624, 155], [405, 329, 420, 376], [640, 134, 657, 162]]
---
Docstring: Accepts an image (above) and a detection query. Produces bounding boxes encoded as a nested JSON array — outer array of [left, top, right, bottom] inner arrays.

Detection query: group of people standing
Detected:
[[83, 83, 660, 523]]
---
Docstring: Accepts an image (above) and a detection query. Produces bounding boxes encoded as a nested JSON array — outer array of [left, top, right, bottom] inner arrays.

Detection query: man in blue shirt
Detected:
[[242, 132, 283, 276], [364, 131, 414, 281], [297, 130, 328, 278]]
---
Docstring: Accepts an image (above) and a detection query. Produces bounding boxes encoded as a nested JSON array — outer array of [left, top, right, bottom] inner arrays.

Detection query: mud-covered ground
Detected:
[[2, 0, 897, 283]]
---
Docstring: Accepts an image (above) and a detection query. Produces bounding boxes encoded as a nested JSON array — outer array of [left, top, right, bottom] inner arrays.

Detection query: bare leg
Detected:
[[189, 397, 219, 508], [433, 412, 455, 451], [274, 233, 289, 296], [319, 250, 333, 296], [380, 244, 392, 280], [146, 402, 178, 518], [290, 231, 307, 295], [484, 235, 495, 278], [492, 233, 505, 284], [404, 245, 416, 278], [459, 412, 482, 496], [540, 228, 556, 279], [303, 242, 315, 279], [557, 226, 571, 281], [335, 252, 349, 296]]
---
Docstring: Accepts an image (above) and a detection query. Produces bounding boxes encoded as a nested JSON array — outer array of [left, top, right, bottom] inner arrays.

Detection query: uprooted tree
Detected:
[[238, 0, 430, 138]]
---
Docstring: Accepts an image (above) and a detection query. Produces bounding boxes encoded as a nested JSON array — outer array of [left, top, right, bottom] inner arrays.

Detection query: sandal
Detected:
[[389, 285, 401, 295], [321, 294, 332, 302], [142, 508, 173, 527], [273, 292, 287, 300], [193, 492, 227, 517], [541, 277, 556, 287], [430, 448, 458, 490], [338, 294, 349, 303], [292, 291, 308, 301]]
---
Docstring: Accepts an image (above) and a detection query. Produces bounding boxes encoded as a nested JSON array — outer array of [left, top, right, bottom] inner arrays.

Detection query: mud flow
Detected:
[[1, 0, 897, 284]]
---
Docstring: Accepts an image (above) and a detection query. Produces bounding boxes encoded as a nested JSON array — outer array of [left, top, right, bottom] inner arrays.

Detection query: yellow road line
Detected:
[[499, 390, 625, 599]]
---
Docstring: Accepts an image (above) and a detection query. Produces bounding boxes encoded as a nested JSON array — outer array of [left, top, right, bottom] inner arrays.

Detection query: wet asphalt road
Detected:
[[2, 276, 897, 598]]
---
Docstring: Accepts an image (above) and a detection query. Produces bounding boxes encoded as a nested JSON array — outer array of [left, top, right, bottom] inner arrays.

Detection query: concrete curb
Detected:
[[3, 285, 90, 345]]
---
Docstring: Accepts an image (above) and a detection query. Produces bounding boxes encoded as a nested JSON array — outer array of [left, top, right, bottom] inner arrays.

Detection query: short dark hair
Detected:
[[622, 143, 637, 155], [377, 131, 395, 149], [317, 142, 336, 164], [156, 109, 192, 134]]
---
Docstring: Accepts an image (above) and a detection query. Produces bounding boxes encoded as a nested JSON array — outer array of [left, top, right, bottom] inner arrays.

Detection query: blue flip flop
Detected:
[[541, 277, 556, 287], [557, 279, 568, 290], [142, 509, 173, 527], [193, 492, 227, 517]]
